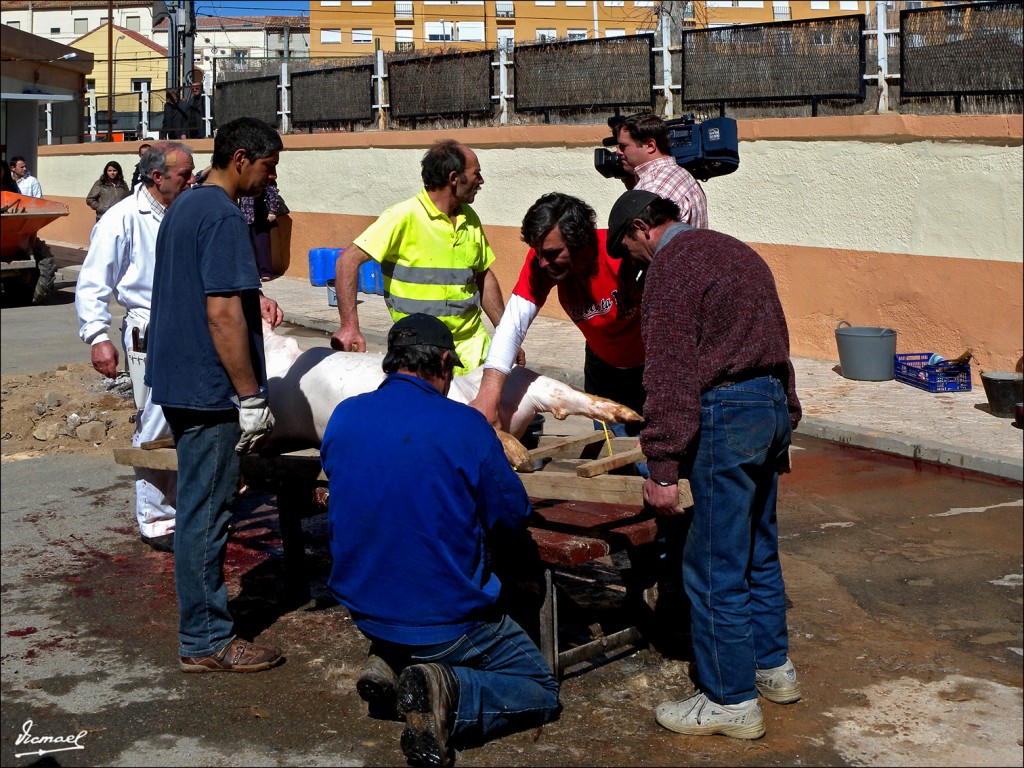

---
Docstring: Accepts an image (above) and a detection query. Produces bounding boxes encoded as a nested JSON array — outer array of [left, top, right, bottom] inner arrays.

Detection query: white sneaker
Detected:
[[655, 692, 765, 739], [755, 657, 801, 704]]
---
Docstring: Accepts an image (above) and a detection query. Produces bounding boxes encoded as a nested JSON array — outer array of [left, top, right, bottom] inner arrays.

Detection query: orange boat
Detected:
[[1, 191, 69, 259]]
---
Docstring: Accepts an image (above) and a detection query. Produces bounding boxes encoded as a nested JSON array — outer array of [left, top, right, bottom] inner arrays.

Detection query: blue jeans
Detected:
[[164, 407, 241, 658], [372, 615, 561, 749], [683, 376, 792, 705]]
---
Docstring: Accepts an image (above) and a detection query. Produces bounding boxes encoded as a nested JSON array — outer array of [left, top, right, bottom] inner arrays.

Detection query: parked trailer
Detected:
[[1, 191, 69, 305]]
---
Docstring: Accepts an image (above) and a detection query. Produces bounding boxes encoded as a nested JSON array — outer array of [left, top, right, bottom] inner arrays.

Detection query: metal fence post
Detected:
[[140, 83, 149, 137], [375, 48, 388, 130], [659, 11, 674, 118], [88, 88, 97, 142], [876, 0, 889, 113], [497, 46, 509, 124], [279, 59, 291, 133], [45, 103, 53, 146], [203, 72, 213, 137]]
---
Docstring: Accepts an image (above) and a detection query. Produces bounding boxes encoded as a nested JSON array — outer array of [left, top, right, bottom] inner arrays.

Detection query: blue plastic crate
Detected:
[[894, 353, 972, 393], [308, 247, 341, 287], [358, 260, 384, 296]]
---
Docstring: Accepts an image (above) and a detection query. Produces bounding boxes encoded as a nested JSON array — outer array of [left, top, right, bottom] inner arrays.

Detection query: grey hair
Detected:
[[139, 141, 193, 186]]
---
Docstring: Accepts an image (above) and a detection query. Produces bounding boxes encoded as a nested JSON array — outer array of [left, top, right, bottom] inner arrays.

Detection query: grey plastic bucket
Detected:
[[835, 321, 897, 381]]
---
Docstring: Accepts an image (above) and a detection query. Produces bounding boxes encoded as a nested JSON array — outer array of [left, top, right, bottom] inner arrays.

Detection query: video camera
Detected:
[[594, 113, 740, 183]]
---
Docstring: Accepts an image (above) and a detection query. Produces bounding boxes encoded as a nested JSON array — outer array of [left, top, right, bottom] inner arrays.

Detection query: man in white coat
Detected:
[[75, 142, 195, 553]]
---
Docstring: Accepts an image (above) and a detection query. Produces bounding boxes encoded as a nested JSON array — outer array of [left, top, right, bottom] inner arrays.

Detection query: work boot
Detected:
[[397, 663, 460, 767], [179, 637, 284, 673], [655, 692, 765, 740], [357, 654, 401, 720], [755, 657, 801, 704]]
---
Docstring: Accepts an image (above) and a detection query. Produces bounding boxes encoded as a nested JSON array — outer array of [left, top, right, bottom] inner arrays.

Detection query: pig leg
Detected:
[[499, 367, 643, 438]]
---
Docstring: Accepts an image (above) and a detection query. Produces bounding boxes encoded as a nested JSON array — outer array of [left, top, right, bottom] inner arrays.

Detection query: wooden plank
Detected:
[[141, 438, 175, 450], [113, 446, 177, 471], [528, 527, 611, 567], [521, 471, 643, 506], [527, 433, 606, 462], [576, 447, 646, 478]]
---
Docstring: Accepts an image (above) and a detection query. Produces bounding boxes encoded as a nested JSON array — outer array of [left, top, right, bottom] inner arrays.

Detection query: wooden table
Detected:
[[114, 436, 689, 677]]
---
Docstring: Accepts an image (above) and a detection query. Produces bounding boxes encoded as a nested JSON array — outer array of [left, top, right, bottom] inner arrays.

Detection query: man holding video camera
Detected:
[[612, 112, 708, 230]]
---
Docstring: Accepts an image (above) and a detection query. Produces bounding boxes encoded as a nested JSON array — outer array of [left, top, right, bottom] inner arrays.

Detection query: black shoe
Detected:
[[357, 655, 401, 720], [141, 532, 174, 553], [398, 663, 460, 768]]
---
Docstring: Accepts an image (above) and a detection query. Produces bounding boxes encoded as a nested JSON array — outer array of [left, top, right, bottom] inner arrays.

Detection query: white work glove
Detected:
[[232, 389, 275, 454]]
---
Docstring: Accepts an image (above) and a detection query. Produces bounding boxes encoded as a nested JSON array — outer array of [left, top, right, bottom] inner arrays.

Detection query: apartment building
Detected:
[[0, 0, 155, 46], [152, 15, 311, 73], [308, 0, 661, 57]]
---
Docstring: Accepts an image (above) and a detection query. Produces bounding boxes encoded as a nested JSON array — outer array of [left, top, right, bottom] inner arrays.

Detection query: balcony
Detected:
[[395, 1, 413, 20], [496, 2, 515, 20], [396, 40, 414, 52], [773, 3, 790, 21]]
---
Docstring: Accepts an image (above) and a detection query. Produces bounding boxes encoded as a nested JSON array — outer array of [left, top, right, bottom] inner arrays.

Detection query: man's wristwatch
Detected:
[[652, 479, 675, 487]]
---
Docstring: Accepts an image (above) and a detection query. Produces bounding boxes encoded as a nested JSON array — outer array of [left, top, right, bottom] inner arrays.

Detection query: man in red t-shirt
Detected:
[[469, 193, 647, 444]]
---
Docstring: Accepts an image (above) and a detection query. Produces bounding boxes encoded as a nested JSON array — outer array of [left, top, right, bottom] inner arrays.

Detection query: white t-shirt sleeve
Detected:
[[482, 293, 539, 375]]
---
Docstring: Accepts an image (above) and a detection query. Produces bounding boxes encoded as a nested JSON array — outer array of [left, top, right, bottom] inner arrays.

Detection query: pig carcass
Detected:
[[262, 328, 642, 467]]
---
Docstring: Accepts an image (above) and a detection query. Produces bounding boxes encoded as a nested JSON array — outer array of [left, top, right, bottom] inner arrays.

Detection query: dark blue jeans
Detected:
[[164, 407, 241, 658], [683, 376, 793, 705], [372, 615, 561, 749]]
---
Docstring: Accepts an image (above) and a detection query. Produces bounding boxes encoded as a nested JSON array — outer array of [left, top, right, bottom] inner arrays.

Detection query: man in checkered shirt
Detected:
[[613, 112, 708, 230]]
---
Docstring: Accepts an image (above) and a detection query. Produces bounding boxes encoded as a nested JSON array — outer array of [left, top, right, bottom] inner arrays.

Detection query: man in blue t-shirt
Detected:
[[322, 313, 561, 768], [148, 117, 286, 674]]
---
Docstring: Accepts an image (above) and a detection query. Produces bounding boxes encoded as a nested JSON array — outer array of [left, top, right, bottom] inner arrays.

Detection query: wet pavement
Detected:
[[1, 246, 1018, 767]]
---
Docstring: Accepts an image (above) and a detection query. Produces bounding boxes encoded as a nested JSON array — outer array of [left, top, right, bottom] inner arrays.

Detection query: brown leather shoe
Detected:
[[398, 663, 460, 767], [179, 638, 283, 673]]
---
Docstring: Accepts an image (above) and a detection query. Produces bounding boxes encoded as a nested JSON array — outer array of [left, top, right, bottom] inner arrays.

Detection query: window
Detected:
[[810, 0, 829, 9], [456, 21, 484, 42], [352, 28, 372, 43], [395, 28, 413, 51], [496, 2, 515, 17], [395, 1, 413, 18], [6, 20, 19, 28], [605, 28, 626, 37], [497, 29, 514, 52], [320, 28, 342, 43], [352, 1, 372, 5], [536, 28, 556, 42], [567, 28, 587, 40], [634, 0, 654, 6], [125, 15, 141, 31], [86, 78, 96, 90], [535, 1, 555, 6], [839, 0, 859, 8], [74, 18, 88, 34], [50, 27, 60, 34], [424, 21, 452, 42], [131, 78, 151, 92], [604, 1, 625, 6], [322, 1, 341, 5], [567, 0, 586, 5], [738, 1, 764, 7], [233, 49, 249, 61]]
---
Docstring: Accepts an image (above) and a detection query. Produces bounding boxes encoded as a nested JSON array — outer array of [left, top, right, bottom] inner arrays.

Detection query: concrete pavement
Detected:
[[259, 273, 1023, 482]]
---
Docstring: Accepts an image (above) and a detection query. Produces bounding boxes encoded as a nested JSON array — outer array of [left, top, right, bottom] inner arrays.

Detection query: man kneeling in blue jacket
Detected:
[[321, 313, 562, 767]]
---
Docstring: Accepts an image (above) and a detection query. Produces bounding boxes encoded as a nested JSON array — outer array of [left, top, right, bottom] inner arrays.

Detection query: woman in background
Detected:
[[85, 161, 130, 221], [240, 180, 281, 281]]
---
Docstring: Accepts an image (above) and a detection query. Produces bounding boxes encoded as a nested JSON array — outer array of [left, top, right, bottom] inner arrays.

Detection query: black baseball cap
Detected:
[[388, 313, 463, 368], [606, 189, 659, 259]]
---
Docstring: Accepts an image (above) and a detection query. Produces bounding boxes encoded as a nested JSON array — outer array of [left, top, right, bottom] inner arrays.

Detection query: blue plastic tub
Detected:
[[358, 260, 384, 295], [308, 248, 342, 287]]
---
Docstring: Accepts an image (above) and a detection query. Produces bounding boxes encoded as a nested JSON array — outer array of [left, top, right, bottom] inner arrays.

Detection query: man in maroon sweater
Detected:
[[607, 190, 802, 740]]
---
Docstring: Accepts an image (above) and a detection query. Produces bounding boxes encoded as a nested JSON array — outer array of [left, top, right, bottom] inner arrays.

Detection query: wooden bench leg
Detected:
[[538, 567, 559, 677], [276, 484, 313, 605]]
